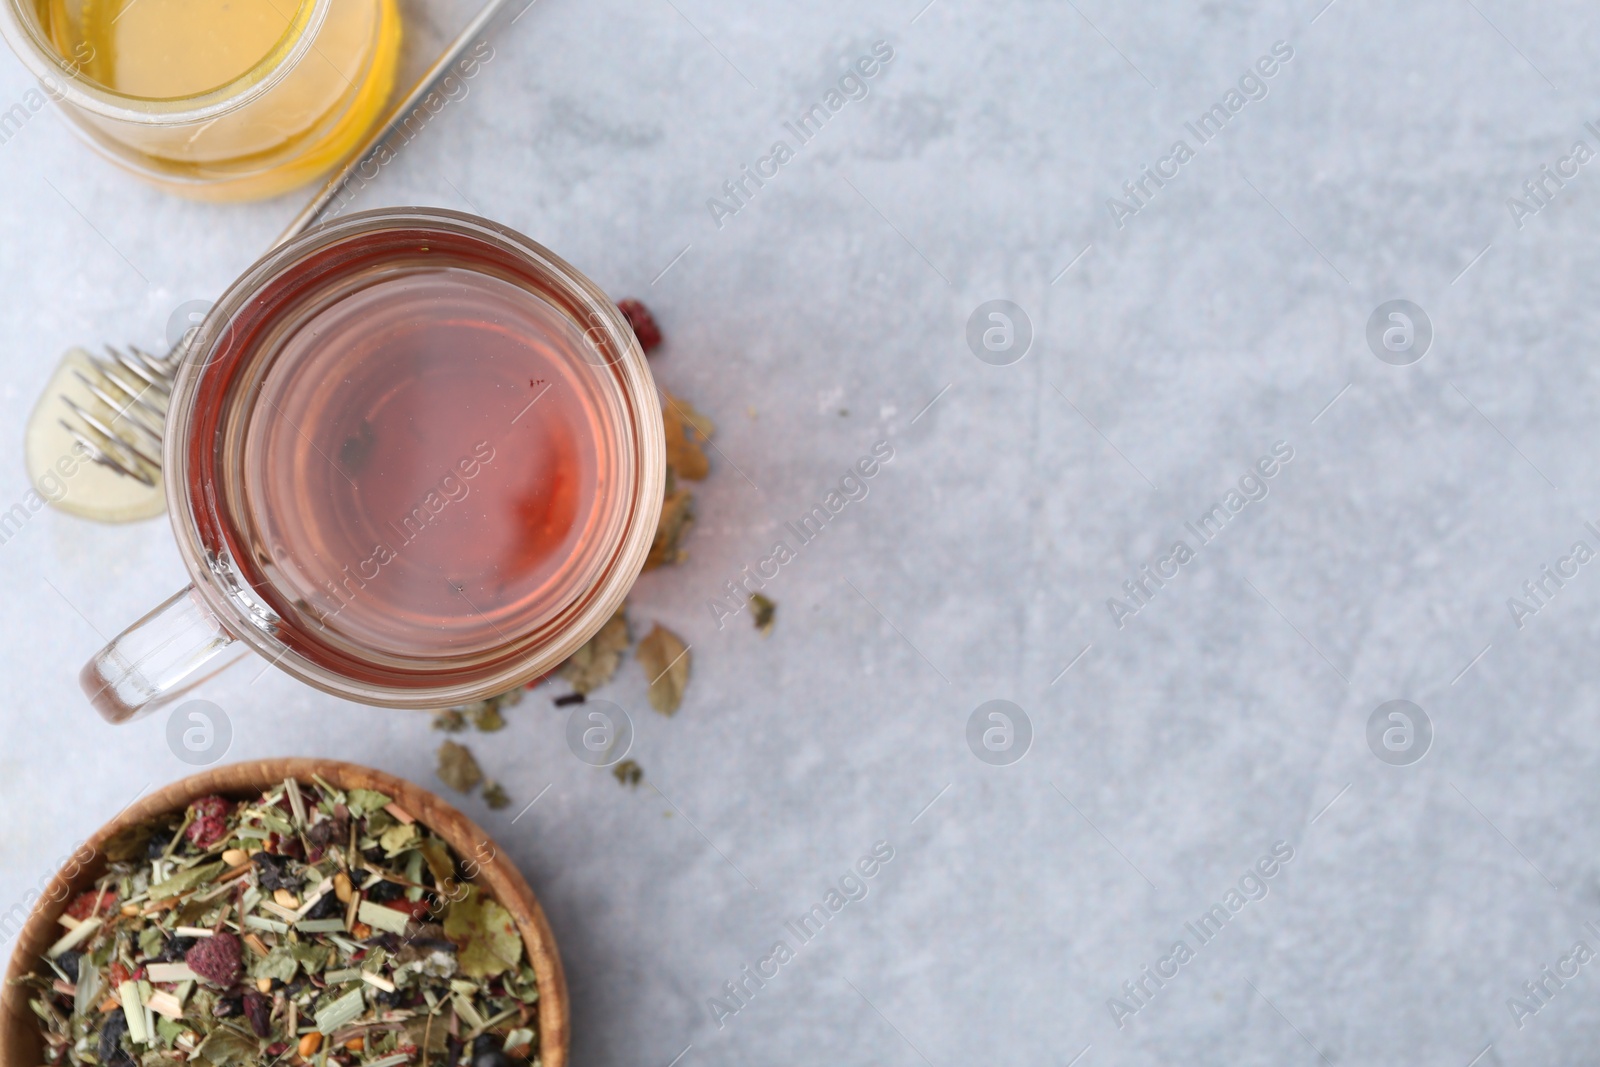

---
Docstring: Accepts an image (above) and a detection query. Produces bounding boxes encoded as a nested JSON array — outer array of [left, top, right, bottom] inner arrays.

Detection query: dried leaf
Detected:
[[249, 945, 298, 985], [558, 605, 630, 694], [612, 759, 643, 788], [482, 781, 511, 810], [435, 741, 484, 794], [345, 789, 392, 817], [194, 1023, 260, 1065], [636, 625, 690, 716], [431, 708, 467, 732], [470, 702, 506, 732], [101, 819, 172, 864], [643, 480, 695, 571], [419, 838, 455, 887], [749, 593, 776, 636], [150, 861, 224, 900], [379, 822, 419, 857], [661, 391, 713, 481], [443, 886, 523, 979]]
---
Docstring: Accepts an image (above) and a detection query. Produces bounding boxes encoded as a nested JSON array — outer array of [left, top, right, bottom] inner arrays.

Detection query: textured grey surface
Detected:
[[5, 0, 1600, 1064]]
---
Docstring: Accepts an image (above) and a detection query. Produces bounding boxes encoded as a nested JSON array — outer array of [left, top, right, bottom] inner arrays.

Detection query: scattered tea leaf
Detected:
[[432, 708, 468, 732], [661, 390, 713, 481], [612, 759, 643, 788], [644, 473, 695, 571], [483, 781, 511, 810], [558, 605, 630, 694], [636, 625, 690, 716], [436, 741, 484, 794], [471, 702, 506, 732], [749, 593, 776, 636]]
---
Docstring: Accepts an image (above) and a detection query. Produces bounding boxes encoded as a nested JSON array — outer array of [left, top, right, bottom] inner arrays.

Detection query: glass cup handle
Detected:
[[79, 584, 248, 724]]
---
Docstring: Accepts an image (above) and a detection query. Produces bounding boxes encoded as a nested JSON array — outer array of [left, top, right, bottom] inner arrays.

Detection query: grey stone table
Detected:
[[4, 0, 1600, 1063]]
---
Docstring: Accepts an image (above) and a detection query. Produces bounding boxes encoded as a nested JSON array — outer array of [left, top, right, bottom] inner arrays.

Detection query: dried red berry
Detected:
[[65, 890, 117, 921], [185, 796, 233, 850], [185, 931, 243, 987], [243, 990, 272, 1038], [384, 898, 433, 921], [107, 962, 131, 989], [617, 298, 662, 353]]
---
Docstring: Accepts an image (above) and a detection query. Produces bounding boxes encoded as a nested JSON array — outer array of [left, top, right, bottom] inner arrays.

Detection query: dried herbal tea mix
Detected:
[[15, 779, 540, 1067]]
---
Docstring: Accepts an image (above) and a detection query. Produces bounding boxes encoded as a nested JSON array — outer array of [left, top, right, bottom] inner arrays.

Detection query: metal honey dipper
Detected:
[[26, 0, 519, 522]]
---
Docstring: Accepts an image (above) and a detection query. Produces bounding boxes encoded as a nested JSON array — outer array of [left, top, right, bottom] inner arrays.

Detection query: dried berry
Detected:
[[186, 930, 244, 987], [157, 935, 197, 963], [305, 890, 343, 921], [145, 828, 175, 861], [98, 1014, 131, 1067], [244, 990, 273, 1038], [617, 298, 662, 353], [213, 995, 243, 1018], [366, 879, 404, 904], [64, 889, 116, 921], [307, 814, 348, 852], [185, 796, 234, 849], [56, 950, 82, 982]]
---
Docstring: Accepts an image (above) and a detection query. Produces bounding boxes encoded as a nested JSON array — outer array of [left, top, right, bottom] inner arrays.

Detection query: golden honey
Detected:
[[8, 0, 401, 198]]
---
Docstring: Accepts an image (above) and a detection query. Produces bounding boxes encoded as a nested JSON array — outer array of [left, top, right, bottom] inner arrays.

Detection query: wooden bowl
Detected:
[[0, 759, 568, 1067]]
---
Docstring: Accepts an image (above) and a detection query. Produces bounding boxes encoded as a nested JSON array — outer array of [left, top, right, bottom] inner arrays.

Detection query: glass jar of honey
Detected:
[[0, 0, 401, 199]]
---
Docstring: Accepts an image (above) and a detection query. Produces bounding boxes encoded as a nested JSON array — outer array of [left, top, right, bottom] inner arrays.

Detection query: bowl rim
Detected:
[[0, 758, 569, 1067]]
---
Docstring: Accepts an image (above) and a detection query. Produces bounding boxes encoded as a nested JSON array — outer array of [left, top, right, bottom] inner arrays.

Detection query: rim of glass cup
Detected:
[[0, 0, 329, 125], [163, 207, 667, 709]]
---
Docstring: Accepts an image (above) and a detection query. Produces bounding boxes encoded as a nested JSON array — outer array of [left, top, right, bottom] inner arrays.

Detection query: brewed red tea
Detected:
[[82, 209, 663, 719], [242, 267, 604, 658]]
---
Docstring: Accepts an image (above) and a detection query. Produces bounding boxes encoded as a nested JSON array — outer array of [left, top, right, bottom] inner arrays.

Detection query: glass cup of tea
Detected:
[[81, 208, 666, 721], [0, 0, 401, 199]]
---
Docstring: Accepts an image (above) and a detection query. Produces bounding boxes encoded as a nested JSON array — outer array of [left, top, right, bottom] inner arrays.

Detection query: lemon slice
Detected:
[[24, 347, 167, 523]]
